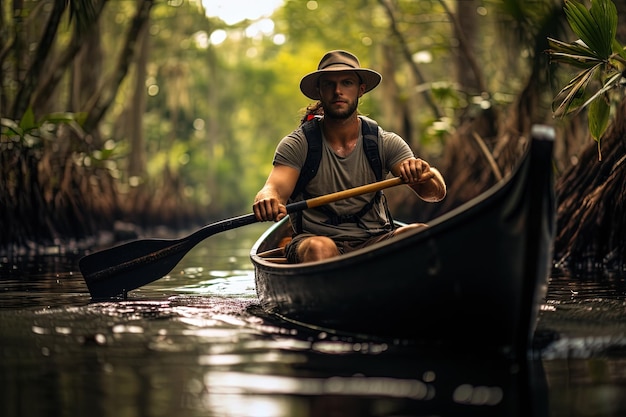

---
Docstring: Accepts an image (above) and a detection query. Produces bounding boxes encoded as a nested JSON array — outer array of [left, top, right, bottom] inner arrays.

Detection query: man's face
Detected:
[[317, 72, 365, 119]]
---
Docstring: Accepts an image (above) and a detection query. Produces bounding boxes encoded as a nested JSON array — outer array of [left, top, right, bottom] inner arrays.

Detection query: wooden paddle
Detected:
[[80, 177, 404, 299]]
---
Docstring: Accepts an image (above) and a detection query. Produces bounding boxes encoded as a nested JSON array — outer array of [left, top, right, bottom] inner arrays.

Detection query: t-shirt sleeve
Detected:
[[380, 129, 415, 171], [273, 128, 307, 171]]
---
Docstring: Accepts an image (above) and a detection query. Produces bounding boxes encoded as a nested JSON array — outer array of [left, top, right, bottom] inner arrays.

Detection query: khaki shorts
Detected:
[[284, 231, 395, 263]]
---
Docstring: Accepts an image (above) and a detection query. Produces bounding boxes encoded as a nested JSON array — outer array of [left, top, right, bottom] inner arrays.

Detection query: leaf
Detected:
[[19, 108, 37, 132], [547, 51, 603, 68], [0, 118, 23, 137], [551, 66, 597, 117], [548, 37, 596, 56], [612, 38, 626, 60], [564, 0, 614, 59], [547, 37, 604, 69], [590, 0, 617, 56], [576, 71, 622, 114], [588, 94, 610, 142], [563, 1, 599, 55]]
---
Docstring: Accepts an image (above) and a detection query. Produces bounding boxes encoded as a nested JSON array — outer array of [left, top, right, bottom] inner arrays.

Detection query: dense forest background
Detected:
[[1, 0, 625, 273]]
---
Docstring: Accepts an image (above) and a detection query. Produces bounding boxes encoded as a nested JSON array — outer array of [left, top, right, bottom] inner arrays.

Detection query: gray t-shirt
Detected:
[[273, 117, 414, 241]]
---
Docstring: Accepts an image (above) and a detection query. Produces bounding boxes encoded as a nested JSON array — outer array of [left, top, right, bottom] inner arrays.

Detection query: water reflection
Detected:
[[2, 225, 626, 416], [0, 280, 548, 417], [194, 356, 545, 416]]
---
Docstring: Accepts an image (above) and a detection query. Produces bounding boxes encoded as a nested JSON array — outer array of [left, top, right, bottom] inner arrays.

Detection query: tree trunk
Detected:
[[33, 0, 106, 117], [128, 0, 149, 179], [83, 0, 154, 132], [11, 0, 66, 120], [452, 0, 486, 95]]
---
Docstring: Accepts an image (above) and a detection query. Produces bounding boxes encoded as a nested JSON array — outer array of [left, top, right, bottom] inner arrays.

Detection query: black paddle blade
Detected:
[[79, 238, 193, 300], [79, 213, 260, 300]]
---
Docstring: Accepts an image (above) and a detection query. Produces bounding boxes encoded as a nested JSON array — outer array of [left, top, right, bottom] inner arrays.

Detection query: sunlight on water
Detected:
[[198, 394, 291, 417], [203, 371, 434, 399], [312, 340, 389, 354], [175, 272, 256, 296], [452, 383, 504, 406], [112, 324, 145, 334], [542, 335, 626, 359]]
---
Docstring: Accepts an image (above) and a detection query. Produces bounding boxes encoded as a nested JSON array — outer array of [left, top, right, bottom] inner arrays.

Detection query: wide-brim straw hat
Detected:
[[299, 50, 382, 100]]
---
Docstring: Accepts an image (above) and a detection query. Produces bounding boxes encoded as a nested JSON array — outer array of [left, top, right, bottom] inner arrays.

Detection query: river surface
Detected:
[[1, 223, 625, 417]]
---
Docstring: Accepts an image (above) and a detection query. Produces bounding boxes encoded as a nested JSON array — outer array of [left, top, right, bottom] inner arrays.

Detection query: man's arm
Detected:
[[253, 164, 300, 221]]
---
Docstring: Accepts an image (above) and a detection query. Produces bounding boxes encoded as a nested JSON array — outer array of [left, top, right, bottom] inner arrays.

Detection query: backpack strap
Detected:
[[290, 117, 322, 234], [359, 117, 394, 230], [360, 116, 383, 181], [291, 117, 323, 201]]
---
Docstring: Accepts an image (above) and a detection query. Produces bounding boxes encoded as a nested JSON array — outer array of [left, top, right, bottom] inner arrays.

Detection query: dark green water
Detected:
[[1, 224, 625, 417]]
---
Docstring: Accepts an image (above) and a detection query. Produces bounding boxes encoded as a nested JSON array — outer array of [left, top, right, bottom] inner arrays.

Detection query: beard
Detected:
[[322, 96, 359, 120]]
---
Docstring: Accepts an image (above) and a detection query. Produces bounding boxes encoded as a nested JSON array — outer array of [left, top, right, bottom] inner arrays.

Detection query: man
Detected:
[[253, 50, 446, 263]]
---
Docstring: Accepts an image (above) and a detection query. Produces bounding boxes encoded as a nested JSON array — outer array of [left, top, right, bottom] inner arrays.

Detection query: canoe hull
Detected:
[[252, 129, 555, 355]]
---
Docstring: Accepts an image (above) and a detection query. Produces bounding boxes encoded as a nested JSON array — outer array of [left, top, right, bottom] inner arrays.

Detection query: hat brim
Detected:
[[299, 68, 382, 100]]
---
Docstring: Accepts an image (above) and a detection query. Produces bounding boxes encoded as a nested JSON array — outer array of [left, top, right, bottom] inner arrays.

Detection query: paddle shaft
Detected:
[[80, 177, 405, 297], [286, 176, 403, 213]]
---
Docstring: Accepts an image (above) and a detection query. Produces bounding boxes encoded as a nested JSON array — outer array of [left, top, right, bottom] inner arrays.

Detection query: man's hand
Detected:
[[394, 157, 446, 202], [397, 158, 435, 184], [253, 195, 288, 222]]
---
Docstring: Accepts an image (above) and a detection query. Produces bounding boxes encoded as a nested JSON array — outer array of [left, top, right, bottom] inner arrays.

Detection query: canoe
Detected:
[[250, 125, 555, 356]]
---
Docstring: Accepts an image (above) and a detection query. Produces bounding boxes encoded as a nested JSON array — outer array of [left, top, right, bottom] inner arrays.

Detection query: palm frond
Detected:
[[564, 0, 614, 59], [547, 37, 605, 68], [576, 71, 622, 114], [552, 65, 597, 117], [590, 0, 617, 53]]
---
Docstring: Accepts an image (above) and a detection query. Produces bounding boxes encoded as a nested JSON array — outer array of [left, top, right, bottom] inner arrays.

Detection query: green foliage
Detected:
[[547, 0, 626, 157], [1, 108, 86, 148], [2, 0, 583, 235], [588, 94, 610, 143], [564, 0, 616, 59]]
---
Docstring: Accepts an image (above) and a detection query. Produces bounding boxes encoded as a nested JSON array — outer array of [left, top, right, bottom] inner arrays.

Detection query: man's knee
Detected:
[[298, 236, 339, 262]]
